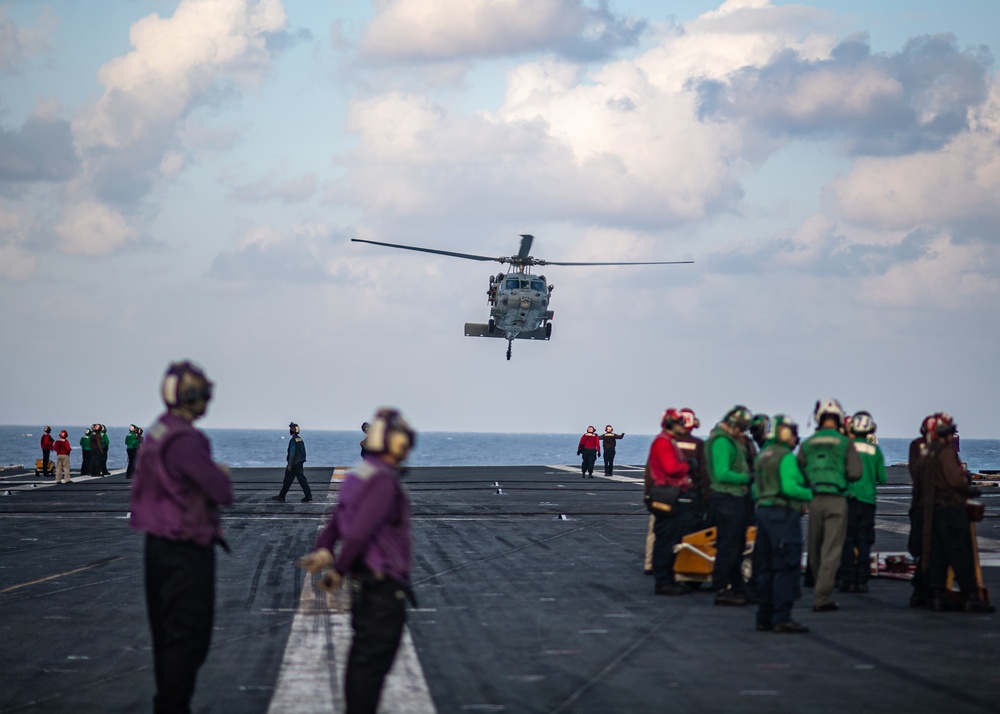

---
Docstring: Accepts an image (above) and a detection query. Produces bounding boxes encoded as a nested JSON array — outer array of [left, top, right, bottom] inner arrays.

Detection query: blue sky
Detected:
[[1, 0, 998, 439]]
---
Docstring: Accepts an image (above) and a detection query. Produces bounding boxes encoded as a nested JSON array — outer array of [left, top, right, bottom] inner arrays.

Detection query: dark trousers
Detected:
[[652, 502, 688, 588], [603, 450, 616, 475], [682, 489, 708, 535], [41, 449, 52, 475], [754, 505, 804, 626], [101, 447, 110, 474], [346, 575, 407, 714], [81, 450, 92, 476], [278, 464, 312, 499], [126, 448, 138, 479], [710, 492, 752, 591], [580, 449, 597, 476], [909, 508, 932, 604], [840, 499, 876, 586], [929, 506, 978, 595], [144, 535, 215, 714]]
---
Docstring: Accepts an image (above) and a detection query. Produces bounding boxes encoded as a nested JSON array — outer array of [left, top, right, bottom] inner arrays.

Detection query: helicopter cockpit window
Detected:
[[505, 279, 519, 290], [530, 280, 546, 292]]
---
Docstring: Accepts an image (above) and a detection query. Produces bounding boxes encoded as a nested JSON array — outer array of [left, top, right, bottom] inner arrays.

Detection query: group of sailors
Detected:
[[38, 423, 145, 481], [643, 400, 992, 635]]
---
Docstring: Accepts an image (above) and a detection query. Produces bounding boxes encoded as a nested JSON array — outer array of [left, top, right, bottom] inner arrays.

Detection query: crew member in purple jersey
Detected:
[[130, 361, 233, 714], [298, 407, 416, 714]]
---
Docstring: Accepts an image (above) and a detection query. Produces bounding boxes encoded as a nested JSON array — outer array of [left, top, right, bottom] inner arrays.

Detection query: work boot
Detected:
[[773, 621, 809, 634], [812, 602, 839, 612], [270, 495, 285, 502], [301, 496, 313, 503], [964, 598, 996, 614], [714, 587, 748, 606]]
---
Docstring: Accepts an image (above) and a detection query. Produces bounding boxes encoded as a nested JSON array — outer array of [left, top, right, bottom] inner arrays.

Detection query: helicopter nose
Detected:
[[519, 298, 532, 309]]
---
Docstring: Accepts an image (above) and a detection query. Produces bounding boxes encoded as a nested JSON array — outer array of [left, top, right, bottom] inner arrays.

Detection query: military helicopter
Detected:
[[352, 234, 692, 360]]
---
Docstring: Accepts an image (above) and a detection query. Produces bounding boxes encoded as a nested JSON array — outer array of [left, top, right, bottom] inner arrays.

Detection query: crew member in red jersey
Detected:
[[646, 409, 693, 596]]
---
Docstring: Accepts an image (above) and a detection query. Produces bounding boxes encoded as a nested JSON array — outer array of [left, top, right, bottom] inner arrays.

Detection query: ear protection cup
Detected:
[[364, 408, 415, 459], [365, 418, 387, 453]]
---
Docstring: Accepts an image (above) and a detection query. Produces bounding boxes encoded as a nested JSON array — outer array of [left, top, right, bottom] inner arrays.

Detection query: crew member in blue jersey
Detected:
[[271, 422, 312, 502]]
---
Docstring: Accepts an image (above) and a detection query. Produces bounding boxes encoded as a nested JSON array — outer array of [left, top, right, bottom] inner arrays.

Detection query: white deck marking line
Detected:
[[267, 579, 339, 714], [268, 470, 436, 714]]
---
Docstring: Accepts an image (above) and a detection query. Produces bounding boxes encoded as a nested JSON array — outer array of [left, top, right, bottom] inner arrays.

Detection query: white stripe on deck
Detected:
[[268, 470, 436, 714], [545, 464, 645, 484]]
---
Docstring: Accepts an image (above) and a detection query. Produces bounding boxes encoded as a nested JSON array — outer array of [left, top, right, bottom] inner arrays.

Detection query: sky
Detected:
[[1, 0, 999, 438]]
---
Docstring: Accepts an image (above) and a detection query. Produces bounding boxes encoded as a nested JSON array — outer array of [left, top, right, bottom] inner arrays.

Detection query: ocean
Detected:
[[2, 424, 999, 473]]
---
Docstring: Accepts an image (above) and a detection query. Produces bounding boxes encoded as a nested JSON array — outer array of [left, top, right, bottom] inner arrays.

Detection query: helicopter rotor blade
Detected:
[[517, 234, 534, 261], [351, 238, 501, 263], [536, 259, 694, 266]]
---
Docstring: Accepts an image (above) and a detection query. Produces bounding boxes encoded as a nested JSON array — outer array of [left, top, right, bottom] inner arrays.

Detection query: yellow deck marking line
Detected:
[[0, 556, 124, 594], [331, 467, 349, 481]]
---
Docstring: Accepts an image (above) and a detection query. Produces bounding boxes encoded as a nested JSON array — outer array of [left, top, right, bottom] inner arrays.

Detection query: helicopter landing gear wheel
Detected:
[[545, 322, 552, 338], [506, 343, 512, 361], [488, 319, 495, 334]]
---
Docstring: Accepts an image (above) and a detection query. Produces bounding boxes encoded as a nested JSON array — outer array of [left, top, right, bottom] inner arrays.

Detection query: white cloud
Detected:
[[54, 200, 139, 256], [38, 0, 291, 258], [338, 1, 838, 231], [0, 4, 54, 73], [74, 0, 287, 152], [828, 80, 1000, 232], [362, 0, 644, 61]]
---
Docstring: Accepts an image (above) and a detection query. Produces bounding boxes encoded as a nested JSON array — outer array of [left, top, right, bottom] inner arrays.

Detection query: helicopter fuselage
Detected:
[[487, 269, 553, 341]]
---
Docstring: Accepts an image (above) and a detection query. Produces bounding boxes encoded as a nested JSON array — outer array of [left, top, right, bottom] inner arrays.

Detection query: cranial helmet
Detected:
[[813, 398, 844, 426], [44, 426, 51, 433], [724, 405, 753, 431], [749, 413, 770, 446], [851, 411, 876, 436], [289, 422, 300, 435], [679, 408, 700, 431], [364, 408, 415, 461], [934, 412, 956, 437], [766, 414, 799, 446], [161, 361, 213, 412], [605, 425, 614, 433], [661, 408, 685, 429], [59, 430, 68, 438], [920, 414, 936, 436]]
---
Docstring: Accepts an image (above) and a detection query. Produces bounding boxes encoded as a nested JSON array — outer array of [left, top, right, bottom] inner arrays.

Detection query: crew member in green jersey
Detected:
[[80, 428, 93, 477], [126, 424, 141, 479], [839, 411, 887, 593], [798, 399, 862, 612], [706, 405, 754, 606], [753, 415, 813, 633]]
